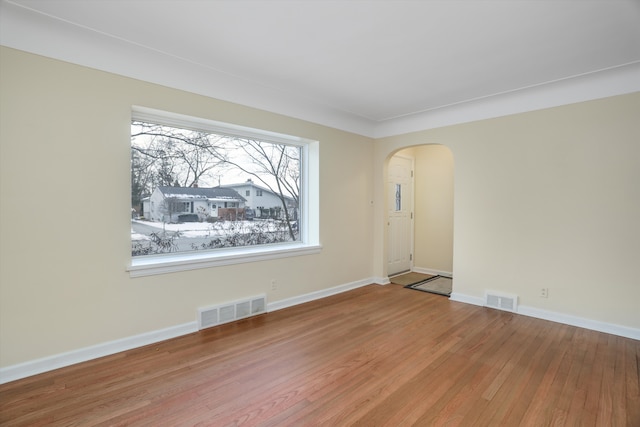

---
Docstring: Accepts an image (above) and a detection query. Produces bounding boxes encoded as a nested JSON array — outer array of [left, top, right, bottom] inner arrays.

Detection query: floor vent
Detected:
[[484, 291, 518, 313], [198, 294, 267, 330]]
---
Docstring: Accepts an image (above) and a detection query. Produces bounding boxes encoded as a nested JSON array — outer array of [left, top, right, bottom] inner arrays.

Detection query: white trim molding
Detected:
[[5, 282, 636, 385], [372, 62, 640, 138], [0, 277, 375, 384], [267, 278, 374, 312], [128, 105, 321, 278], [449, 292, 485, 307], [2, 1, 638, 139], [0, 1, 373, 137], [517, 305, 640, 342], [449, 292, 640, 341], [129, 244, 322, 278], [0, 322, 198, 385]]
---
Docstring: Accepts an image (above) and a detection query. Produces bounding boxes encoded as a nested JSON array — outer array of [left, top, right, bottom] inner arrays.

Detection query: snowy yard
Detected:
[[131, 219, 287, 240], [131, 218, 297, 255]]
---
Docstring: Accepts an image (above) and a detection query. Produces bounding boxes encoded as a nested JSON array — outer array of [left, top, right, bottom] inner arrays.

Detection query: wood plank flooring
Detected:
[[1, 284, 639, 426]]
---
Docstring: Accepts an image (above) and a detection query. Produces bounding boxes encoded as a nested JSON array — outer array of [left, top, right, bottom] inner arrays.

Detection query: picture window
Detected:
[[129, 107, 320, 276]]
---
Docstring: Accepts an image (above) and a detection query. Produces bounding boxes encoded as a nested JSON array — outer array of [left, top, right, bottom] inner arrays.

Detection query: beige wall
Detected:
[[2, 45, 639, 371], [0, 47, 374, 367], [413, 145, 454, 273], [375, 92, 640, 330]]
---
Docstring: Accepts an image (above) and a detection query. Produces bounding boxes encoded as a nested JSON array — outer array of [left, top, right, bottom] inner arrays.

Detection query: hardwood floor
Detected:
[[1, 284, 639, 426]]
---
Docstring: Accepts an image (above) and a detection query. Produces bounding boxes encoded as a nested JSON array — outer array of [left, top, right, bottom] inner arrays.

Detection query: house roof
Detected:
[[221, 181, 295, 203], [157, 186, 246, 202]]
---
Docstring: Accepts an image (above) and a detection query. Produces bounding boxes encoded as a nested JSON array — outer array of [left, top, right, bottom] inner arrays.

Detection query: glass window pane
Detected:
[[131, 120, 301, 257]]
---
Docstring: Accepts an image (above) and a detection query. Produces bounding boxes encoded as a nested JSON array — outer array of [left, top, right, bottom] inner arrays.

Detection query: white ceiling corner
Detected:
[[1, 0, 639, 138]]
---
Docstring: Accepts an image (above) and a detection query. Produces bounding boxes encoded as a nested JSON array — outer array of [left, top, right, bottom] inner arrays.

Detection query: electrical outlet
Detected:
[[539, 288, 548, 298], [270, 279, 278, 291]]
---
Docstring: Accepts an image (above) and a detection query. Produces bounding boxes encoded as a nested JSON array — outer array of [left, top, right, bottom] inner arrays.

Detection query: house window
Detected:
[[245, 190, 250, 196], [169, 201, 191, 212], [129, 106, 320, 276]]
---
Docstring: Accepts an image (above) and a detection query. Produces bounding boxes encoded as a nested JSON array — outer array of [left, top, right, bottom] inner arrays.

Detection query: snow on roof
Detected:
[[157, 186, 246, 201], [221, 180, 295, 202]]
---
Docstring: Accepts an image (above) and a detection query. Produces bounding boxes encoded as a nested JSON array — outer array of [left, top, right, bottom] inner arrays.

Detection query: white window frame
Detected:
[[128, 106, 321, 277]]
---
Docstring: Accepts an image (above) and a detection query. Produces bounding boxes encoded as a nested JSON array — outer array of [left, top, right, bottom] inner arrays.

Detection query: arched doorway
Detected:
[[387, 144, 454, 279]]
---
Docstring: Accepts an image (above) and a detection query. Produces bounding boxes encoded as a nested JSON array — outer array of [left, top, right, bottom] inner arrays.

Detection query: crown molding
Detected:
[[2, 0, 639, 139], [372, 62, 640, 138], [0, 0, 373, 136]]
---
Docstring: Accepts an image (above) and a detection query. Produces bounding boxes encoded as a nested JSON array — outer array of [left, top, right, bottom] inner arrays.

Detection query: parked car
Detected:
[[178, 213, 199, 222], [244, 208, 255, 221]]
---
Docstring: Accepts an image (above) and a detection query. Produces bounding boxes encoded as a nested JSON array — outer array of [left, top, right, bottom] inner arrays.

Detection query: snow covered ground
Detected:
[[131, 219, 282, 241]]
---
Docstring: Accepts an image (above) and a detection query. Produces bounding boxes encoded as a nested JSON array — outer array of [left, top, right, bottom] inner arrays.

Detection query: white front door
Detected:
[[387, 155, 413, 276]]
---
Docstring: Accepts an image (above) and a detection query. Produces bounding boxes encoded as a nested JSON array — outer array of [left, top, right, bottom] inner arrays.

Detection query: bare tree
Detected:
[[212, 137, 300, 239], [131, 121, 301, 243], [131, 121, 226, 191]]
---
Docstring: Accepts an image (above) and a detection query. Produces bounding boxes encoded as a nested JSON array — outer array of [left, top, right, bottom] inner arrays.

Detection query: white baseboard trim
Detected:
[[10, 281, 633, 385], [449, 292, 484, 306], [267, 278, 374, 312], [412, 267, 453, 278], [1, 278, 377, 384], [449, 291, 640, 341], [0, 322, 198, 385], [517, 305, 640, 341], [373, 276, 391, 285]]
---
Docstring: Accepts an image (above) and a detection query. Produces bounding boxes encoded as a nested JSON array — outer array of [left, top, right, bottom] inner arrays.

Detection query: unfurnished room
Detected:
[[1, 1, 639, 425]]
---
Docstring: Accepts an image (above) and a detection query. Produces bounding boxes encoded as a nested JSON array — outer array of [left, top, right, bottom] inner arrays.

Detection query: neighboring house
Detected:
[[222, 179, 298, 220], [143, 186, 246, 222]]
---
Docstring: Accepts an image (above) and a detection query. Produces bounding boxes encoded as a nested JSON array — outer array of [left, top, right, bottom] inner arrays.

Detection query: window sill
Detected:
[[128, 243, 322, 278]]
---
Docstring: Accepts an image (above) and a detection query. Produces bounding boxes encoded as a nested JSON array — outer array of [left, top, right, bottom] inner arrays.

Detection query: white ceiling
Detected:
[[2, 0, 639, 137]]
